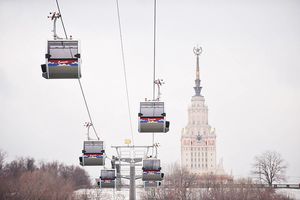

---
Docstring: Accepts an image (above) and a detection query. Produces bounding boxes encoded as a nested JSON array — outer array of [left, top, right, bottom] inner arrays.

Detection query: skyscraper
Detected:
[[181, 47, 217, 175]]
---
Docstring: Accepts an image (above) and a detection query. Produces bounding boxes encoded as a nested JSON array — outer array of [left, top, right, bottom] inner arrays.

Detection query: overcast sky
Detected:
[[0, 0, 299, 182]]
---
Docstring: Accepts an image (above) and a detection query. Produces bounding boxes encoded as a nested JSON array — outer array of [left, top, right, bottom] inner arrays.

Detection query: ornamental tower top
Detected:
[[193, 46, 203, 96]]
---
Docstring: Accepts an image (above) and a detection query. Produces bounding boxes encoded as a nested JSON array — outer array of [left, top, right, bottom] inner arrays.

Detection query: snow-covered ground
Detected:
[[75, 188, 300, 200], [75, 188, 144, 200], [276, 189, 300, 200]]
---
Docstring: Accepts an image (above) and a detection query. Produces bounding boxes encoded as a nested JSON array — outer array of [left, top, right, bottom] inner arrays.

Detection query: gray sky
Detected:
[[1, 0, 300, 182]]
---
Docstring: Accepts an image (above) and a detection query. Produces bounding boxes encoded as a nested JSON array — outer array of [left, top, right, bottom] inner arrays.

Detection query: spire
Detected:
[[193, 46, 202, 96]]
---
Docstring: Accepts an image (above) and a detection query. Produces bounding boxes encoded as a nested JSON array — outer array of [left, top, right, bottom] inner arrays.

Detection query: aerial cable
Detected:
[[78, 80, 99, 140], [153, 0, 157, 101], [54, 0, 100, 140], [55, 0, 68, 39], [115, 0, 135, 145], [152, 0, 157, 149]]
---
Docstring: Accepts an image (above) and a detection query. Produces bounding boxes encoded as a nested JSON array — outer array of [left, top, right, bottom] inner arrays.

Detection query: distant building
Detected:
[[181, 47, 224, 175]]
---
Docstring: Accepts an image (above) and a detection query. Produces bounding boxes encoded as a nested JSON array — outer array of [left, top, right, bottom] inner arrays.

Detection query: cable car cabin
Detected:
[[138, 102, 170, 133], [79, 141, 105, 166], [41, 40, 81, 79], [142, 158, 164, 181], [99, 169, 116, 188], [144, 181, 162, 188]]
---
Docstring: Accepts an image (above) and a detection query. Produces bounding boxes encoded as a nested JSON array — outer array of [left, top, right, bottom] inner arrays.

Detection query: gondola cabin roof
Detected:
[[101, 169, 116, 180], [83, 141, 104, 154], [140, 102, 165, 117]]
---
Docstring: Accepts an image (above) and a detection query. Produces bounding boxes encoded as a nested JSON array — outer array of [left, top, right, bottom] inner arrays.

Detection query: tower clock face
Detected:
[[196, 134, 202, 142]]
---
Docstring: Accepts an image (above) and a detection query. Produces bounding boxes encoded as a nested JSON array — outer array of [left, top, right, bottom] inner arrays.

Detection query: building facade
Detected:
[[181, 47, 217, 175]]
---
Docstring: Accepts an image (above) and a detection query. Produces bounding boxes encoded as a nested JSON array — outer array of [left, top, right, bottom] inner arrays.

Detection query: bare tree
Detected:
[[141, 162, 293, 200], [18, 170, 74, 200], [252, 151, 287, 186], [0, 150, 8, 199], [0, 149, 6, 173], [71, 166, 91, 189], [141, 163, 198, 200], [165, 163, 198, 200], [0, 153, 91, 199], [40, 161, 91, 189], [199, 178, 293, 200]]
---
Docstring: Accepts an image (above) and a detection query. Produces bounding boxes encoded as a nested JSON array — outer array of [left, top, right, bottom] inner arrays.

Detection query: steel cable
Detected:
[[153, 0, 157, 101], [55, 0, 100, 140], [115, 0, 135, 145], [152, 0, 157, 149]]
